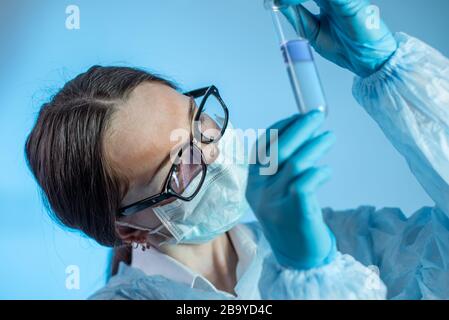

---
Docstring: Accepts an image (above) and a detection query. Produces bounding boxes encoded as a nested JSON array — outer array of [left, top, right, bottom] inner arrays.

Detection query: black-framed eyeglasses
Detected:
[[118, 85, 229, 217]]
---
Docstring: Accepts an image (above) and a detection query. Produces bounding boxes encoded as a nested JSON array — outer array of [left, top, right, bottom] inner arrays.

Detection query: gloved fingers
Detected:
[[254, 112, 323, 170], [251, 114, 300, 172], [289, 166, 332, 197], [276, 111, 325, 166], [295, 5, 320, 42], [278, 0, 367, 15], [252, 112, 326, 179], [266, 114, 301, 133], [285, 166, 331, 220], [278, 0, 308, 5], [280, 4, 320, 44], [314, 0, 368, 15], [274, 131, 335, 188], [294, 0, 378, 38]]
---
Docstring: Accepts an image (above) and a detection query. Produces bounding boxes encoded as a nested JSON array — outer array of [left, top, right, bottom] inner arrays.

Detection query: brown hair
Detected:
[[25, 66, 176, 247]]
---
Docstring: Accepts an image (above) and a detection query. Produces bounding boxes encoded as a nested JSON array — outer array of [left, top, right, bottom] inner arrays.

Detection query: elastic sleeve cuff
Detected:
[[260, 252, 387, 300], [353, 32, 449, 91], [354, 32, 414, 83]]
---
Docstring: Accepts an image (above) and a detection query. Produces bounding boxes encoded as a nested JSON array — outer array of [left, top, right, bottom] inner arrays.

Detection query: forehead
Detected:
[[104, 82, 190, 186]]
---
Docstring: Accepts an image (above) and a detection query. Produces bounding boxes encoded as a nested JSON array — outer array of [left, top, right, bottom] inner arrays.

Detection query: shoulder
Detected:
[[88, 262, 148, 300]]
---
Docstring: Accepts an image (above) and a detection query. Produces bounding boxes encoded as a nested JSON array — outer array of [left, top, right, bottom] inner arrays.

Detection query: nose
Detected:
[[199, 142, 220, 165]]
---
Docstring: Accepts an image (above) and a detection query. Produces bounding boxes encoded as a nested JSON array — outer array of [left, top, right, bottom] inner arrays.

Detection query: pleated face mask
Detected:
[[149, 124, 251, 245]]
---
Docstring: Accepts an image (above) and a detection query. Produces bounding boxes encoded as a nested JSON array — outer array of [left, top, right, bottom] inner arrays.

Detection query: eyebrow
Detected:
[[144, 96, 194, 187]]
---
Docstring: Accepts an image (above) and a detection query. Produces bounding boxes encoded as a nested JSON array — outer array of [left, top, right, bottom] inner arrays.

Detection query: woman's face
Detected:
[[104, 82, 218, 245]]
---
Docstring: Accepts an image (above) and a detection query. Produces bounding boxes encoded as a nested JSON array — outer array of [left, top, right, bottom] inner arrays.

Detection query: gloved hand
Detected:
[[278, 0, 398, 77], [246, 111, 337, 270]]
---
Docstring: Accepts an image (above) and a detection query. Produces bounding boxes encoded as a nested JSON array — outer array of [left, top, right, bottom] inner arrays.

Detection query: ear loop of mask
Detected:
[[148, 224, 172, 240], [150, 224, 179, 247], [115, 221, 173, 246]]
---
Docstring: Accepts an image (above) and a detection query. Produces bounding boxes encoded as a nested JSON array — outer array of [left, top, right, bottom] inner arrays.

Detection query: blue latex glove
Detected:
[[246, 111, 337, 270], [279, 0, 398, 77]]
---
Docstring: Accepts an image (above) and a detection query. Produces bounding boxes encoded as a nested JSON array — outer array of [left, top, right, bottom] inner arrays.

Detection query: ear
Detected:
[[115, 223, 148, 244]]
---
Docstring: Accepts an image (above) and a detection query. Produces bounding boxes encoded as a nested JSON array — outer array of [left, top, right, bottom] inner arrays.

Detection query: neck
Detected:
[[161, 232, 238, 295]]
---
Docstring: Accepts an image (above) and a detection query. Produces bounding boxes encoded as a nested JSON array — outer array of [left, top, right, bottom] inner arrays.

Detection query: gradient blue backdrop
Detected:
[[1, 0, 448, 299]]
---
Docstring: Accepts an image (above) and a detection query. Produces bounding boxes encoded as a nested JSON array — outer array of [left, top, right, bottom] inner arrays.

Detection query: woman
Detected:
[[25, 0, 449, 299], [25, 66, 385, 299]]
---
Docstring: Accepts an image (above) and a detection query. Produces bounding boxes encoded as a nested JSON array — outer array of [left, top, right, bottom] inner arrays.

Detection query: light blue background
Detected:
[[1, 0, 448, 299]]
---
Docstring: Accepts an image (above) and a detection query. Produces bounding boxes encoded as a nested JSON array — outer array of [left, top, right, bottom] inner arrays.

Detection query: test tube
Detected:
[[265, 0, 327, 115]]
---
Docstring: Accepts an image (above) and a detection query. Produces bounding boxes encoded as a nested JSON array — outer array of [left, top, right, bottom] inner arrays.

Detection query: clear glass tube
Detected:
[[265, 0, 327, 115]]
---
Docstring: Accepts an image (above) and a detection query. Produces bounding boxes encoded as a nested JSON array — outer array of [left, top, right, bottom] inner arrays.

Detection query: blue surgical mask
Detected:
[[150, 124, 251, 245]]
